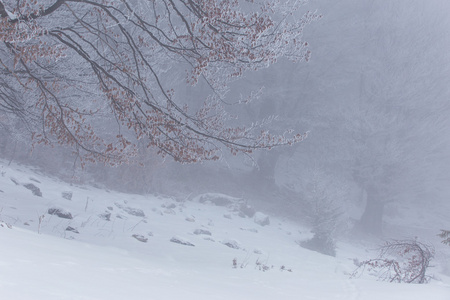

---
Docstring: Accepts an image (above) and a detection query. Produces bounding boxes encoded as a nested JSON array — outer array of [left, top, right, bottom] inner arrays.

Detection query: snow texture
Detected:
[[0, 160, 449, 300]]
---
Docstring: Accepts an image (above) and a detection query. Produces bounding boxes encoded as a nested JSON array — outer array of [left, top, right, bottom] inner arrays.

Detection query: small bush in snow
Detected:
[[38, 214, 45, 234], [351, 239, 434, 284], [438, 230, 450, 246], [0, 221, 12, 229], [255, 258, 273, 272], [233, 257, 292, 272], [232, 258, 238, 268], [280, 265, 293, 272], [98, 211, 111, 221], [62, 191, 73, 200]]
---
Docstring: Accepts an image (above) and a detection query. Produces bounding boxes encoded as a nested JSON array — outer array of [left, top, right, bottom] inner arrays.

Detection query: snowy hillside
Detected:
[[0, 160, 449, 299]]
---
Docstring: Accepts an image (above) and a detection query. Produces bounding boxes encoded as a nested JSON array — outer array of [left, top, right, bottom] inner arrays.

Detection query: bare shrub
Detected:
[[351, 239, 434, 284], [438, 230, 450, 246], [232, 257, 292, 272]]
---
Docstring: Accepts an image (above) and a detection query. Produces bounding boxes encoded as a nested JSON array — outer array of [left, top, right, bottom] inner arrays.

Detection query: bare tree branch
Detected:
[[0, 0, 317, 165]]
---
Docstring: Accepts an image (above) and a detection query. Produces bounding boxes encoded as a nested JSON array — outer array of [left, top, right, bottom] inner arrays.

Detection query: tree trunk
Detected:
[[357, 188, 384, 236], [251, 150, 282, 193], [8, 141, 17, 166]]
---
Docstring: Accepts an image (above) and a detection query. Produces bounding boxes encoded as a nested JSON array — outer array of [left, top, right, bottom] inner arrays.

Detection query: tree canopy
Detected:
[[0, 0, 318, 165]]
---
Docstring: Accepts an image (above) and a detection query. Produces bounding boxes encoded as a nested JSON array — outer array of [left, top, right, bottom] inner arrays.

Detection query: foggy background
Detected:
[[1, 0, 450, 238]]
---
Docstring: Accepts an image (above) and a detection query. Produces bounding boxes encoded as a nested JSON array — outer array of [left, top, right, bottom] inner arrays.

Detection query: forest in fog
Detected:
[[1, 1, 450, 299], [1, 0, 450, 241]]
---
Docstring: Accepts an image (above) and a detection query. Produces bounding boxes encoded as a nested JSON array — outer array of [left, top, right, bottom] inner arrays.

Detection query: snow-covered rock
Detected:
[[23, 183, 42, 197], [62, 191, 73, 200], [65, 226, 79, 234], [238, 203, 256, 218], [254, 212, 270, 226], [222, 239, 241, 249], [193, 229, 212, 236], [170, 236, 195, 247], [132, 234, 148, 243], [48, 207, 72, 219], [194, 193, 239, 207], [114, 202, 145, 217]]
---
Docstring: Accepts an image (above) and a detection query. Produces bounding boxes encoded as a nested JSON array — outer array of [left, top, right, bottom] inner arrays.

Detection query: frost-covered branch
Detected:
[[0, 0, 318, 165]]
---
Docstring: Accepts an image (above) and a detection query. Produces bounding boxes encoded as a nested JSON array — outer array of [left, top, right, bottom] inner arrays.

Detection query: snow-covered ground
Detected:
[[0, 161, 449, 299]]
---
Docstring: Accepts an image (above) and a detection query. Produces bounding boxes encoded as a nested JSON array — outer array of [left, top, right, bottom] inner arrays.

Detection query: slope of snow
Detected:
[[0, 161, 449, 299]]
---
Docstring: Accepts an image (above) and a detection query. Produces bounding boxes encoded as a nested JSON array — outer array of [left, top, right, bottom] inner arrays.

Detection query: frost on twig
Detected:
[[351, 239, 434, 284]]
